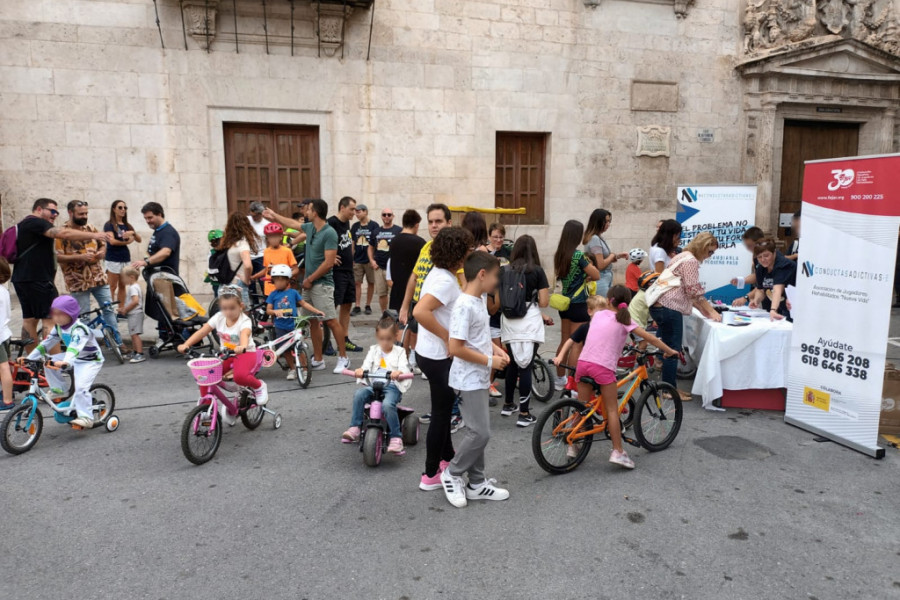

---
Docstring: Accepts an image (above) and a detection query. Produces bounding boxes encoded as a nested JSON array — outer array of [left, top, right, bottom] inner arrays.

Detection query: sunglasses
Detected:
[[47, 209, 60, 216], [71, 201, 88, 208], [116, 205, 127, 210], [382, 213, 393, 217]]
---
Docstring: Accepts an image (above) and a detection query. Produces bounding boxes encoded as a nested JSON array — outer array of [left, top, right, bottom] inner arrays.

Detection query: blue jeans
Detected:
[[73, 285, 122, 345], [596, 269, 613, 298], [649, 305, 683, 387], [351, 383, 402, 438]]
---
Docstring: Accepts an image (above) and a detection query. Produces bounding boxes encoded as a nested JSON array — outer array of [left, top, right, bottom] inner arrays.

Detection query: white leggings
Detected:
[[45, 353, 103, 420]]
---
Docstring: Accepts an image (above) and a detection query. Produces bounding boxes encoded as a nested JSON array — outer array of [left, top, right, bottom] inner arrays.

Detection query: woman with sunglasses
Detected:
[[649, 231, 722, 400], [104, 200, 141, 307]]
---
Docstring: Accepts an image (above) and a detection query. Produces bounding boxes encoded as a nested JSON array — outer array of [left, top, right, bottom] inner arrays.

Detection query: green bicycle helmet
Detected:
[[207, 229, 224, 242]]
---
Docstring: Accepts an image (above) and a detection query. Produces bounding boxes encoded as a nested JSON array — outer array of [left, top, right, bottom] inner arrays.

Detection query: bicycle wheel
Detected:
[[207, 296, 220, 318], [633, 382, 682, 452], [363, 428, 383, 467], [532, 398, 594, 474], [89, 384, 116, 424], [181, 404, 222, 465], [103, 328, 124, 364], [530, 357, 554, 403], [294, 343, 311, 389], [240, 404, 264, 430], [1, 399, 43, 455]]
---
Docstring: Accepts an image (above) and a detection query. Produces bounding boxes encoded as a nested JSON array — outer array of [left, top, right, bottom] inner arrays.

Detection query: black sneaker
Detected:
[[516, 413, 537, 428], [364, 305, 372, 315], [500, 404, 517, 416], [351, 306, 361, 316], [323, 343, 337, 357], [345, 339, 364, 353]]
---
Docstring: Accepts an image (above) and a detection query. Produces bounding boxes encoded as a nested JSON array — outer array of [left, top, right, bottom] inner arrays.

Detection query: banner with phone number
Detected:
[[785, 153, 900, 458]]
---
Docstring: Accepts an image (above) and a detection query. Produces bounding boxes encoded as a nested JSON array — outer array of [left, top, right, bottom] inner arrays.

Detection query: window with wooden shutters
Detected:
[[495, 132, 547, 225], [224, 124, 320, 215]]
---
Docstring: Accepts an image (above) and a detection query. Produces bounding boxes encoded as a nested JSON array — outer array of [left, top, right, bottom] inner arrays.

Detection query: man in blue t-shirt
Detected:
[[349, 204, 376, 316], [132, 202, 180, 325], [367, 207, 402, 312]]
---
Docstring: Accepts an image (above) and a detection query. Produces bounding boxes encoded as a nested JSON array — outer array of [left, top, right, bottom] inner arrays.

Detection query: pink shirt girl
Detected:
[[575, 307, 637, 385]]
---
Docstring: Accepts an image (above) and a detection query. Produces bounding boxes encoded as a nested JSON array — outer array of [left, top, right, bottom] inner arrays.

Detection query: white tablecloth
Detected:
[[683, 309, 793, 411]]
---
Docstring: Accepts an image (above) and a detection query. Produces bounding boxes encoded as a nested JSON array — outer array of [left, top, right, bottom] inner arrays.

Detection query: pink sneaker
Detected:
[[341, 426, 360, 443], [419, 471, 442, 491], [387, 438, 405, 455], [609, 449, 635, 470], [439, 460, 451, 472]]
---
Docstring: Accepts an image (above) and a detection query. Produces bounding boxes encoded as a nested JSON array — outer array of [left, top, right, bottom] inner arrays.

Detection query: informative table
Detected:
[[683, 308, 793, 410]]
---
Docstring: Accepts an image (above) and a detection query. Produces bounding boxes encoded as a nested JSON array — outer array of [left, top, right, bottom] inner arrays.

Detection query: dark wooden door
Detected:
[[224, 124, 320, 215], [779, 120, 859, 243], [495, 132, 547, 225]]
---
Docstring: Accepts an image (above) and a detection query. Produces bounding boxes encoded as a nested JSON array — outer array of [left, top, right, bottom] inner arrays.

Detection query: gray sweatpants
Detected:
[[448, 389, 491, 486]]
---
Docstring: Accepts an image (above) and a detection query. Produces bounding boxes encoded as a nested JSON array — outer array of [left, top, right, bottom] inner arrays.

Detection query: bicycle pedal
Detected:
[[624, 436, 642, 448]]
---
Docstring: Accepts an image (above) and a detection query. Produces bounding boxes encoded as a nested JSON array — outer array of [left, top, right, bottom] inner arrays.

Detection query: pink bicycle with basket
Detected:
[[180, 349, 283, 465]]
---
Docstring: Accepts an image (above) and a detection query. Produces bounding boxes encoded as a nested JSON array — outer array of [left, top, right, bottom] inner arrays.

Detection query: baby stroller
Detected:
[[145, 267, 218, 359]]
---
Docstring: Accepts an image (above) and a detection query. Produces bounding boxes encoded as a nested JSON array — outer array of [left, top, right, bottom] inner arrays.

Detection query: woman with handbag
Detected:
[[551, 220, 600, 388], [647, 231, 722, 400], [583, 209, 628, 298]]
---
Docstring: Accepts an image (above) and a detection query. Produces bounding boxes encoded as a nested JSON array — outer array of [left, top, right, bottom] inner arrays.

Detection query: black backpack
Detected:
[[499, 266, 533, 319], [207, 249, 237, 285]]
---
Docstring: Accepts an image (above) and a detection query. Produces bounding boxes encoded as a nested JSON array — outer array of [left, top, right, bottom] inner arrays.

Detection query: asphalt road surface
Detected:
[[2, 313, 899, 600]]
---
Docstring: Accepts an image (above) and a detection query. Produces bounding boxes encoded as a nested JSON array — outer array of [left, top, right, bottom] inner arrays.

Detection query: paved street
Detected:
[[2, 310, 900, 600]]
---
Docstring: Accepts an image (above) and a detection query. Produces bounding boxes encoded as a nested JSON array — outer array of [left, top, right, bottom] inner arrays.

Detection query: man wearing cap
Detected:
[[350, 203, 376, 316], [367, 207, 402, 313], [247, 202, 270, 296]]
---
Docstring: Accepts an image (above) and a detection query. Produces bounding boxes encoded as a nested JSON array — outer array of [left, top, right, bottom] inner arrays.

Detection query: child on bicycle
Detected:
[[253, 223, 297, 297], [265, 264, 324, 379], [177, 286, 268, 419], [23, 295, 104, 428], [0, 257, 14, 411], [341, 316, 413, 454], [118, 266, 145, 364], [567, 285, 676, 470]]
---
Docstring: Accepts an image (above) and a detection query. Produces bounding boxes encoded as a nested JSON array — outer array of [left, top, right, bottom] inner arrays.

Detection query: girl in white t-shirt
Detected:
[[178, 286, 267, 414], [412, 227, 473, 492]]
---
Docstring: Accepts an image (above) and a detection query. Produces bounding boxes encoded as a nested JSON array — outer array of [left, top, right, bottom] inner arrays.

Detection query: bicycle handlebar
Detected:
[[341, 369, 415, 381], [79, 301, 119, 318]]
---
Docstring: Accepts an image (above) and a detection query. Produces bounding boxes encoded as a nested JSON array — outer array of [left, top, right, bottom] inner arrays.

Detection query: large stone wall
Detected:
[[0, 0, 744, 288]]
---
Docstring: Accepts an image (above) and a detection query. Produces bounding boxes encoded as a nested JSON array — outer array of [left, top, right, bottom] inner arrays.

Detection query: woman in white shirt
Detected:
[[582, 209, 627, 298], [413, 227, 473, 492], [649, 219, 683, 273], [219, 212, 260, 306]]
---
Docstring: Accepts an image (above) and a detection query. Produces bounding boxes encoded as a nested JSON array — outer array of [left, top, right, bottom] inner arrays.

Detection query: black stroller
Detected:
[[144, 267, 218, 358]]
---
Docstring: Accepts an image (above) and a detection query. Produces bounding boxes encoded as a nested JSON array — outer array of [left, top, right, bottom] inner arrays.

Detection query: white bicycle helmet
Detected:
[[628, 248, 647, 262], [270, 264, 293, 278]]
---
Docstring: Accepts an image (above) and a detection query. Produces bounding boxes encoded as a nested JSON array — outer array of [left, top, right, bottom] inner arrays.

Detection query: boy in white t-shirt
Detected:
[[440, 251, 510, 508], [118, 266, 145, 363]]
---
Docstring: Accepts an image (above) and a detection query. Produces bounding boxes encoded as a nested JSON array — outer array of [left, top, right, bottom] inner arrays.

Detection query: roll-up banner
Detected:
[[676, 185, 757, 304], [785, 153, 900, 458]]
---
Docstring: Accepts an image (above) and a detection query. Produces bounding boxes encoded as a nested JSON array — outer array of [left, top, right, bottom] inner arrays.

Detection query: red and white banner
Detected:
[[785, 154, 900, 458]]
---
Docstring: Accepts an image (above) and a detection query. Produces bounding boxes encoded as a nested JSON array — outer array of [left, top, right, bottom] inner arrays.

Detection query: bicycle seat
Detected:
[[578, 376, 603, 393], [9, 338, 33, 349]]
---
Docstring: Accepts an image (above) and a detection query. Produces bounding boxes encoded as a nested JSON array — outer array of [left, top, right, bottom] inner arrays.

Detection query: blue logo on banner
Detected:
[[802, 261, 814, 277], [680, 188, 698, 203]]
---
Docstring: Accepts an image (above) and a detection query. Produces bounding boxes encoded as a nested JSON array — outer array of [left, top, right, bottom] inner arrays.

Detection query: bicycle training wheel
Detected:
[[89, 384, 116, 424], [530, 357, 554, 403], [532, 398, 593, 474], [1, 400, 43, 455], [633, 382, 683, 452], [104, 328, 124, 364], [295, 343, 311, 389], [181, 404, 222, 465]]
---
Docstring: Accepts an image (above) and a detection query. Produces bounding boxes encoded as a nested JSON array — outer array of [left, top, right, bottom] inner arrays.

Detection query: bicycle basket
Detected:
[[188, 357, 224, 386]]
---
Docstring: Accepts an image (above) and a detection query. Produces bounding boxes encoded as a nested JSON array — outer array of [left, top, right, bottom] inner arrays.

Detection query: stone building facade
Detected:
[[1, 0, 899, 289]]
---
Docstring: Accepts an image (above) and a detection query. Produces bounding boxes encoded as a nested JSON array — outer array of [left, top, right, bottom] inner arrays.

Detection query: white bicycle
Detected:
[[257, 315, 324, 388]]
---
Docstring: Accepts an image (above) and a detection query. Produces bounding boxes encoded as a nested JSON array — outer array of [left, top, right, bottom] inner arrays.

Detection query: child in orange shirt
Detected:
[[625, 248, 647, 293], [253, 222, 297, 296]]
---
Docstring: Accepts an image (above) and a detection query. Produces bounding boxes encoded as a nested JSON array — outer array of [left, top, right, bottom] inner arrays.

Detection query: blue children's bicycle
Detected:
[[80, 301, 125, 364], [0, 358, 118, 455]]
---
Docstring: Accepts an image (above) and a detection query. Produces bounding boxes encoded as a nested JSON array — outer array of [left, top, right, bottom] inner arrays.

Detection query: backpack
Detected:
[[207, 249, 238, 285], [0, 221, 39, 264], [499, 266, 533, 319]]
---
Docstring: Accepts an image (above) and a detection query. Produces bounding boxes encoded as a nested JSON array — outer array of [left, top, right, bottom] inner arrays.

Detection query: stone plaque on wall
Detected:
[[630, 81, 679, 112], [636, 126, 671, 157]]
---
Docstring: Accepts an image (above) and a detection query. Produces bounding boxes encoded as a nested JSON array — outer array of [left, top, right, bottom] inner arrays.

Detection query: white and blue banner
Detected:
[[676, 185, 758, 303]]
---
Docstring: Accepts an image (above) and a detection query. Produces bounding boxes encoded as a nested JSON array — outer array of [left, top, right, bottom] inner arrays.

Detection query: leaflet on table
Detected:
[[785, 153, 900, 458]]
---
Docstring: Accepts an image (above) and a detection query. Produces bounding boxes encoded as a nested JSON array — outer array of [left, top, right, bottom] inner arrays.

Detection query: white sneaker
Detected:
[[333, 356, 350, 374], [440, 467, 467, 508], [554, 376, 567, 391], [253, 381, 268, 406], [408, 350, 417, 368], [218, 403, 236, 426], [421, 372, 429, 380], [311, 359, 326, 371], [465, 478, 510, 501], [286, 370, 297, 380]]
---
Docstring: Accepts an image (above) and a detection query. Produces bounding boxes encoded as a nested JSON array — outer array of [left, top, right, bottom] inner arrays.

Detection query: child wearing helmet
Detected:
[[22, 295, 104, 429], [253, 222, 297, 296], [204, 229, 224, 296], [625, 248, 647, 293], [266, 264, 324, 379]]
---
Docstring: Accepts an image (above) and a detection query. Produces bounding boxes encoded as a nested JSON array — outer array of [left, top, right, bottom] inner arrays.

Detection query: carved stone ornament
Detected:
[[182, 0, 220, 49], [636, 126, 672, 157], [742, 0, 900, 57], [317, 3, 353, 52]]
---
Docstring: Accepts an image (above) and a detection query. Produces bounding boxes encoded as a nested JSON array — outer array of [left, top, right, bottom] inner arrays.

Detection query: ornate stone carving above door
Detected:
[[742, 0, 900, 57]]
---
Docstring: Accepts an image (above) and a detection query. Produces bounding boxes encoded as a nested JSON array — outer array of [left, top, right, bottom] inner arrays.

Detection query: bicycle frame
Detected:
[[257, 316, 320, 359], [189, 350, 276, 433], [17, 366, 77, 429]]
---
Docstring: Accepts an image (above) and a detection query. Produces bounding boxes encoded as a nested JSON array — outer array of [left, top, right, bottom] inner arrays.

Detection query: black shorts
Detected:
[[332, 270, 355, 306], [13, 281, 58, 320], [559, 301, 589, 323]]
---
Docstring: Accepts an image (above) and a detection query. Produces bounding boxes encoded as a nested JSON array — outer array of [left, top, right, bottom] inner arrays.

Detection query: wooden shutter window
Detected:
[[495, 132, 547, 225]]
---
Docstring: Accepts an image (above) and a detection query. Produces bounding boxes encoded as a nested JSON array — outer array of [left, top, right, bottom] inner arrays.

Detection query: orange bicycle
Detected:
[[532, 349, 682, 474]]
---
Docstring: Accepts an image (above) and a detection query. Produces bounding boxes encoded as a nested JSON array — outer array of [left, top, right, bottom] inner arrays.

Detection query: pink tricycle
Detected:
[[341, 369, 419, 467], [180, 349, 282, 465]]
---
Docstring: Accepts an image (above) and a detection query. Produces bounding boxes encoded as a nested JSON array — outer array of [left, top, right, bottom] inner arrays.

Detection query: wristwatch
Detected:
[[144, 256, 151, 265]]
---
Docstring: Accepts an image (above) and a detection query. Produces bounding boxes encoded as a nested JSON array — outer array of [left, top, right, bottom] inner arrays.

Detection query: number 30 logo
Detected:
[[827, 168, 855, 191]]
